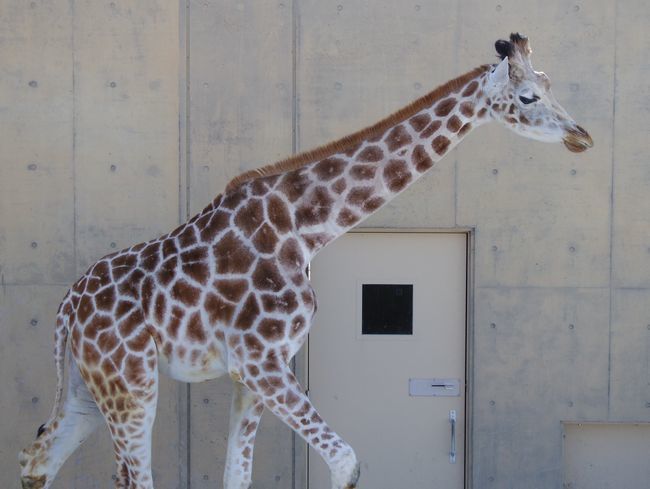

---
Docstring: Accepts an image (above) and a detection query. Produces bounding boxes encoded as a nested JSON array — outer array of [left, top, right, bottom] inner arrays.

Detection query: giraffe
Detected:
[[19, 33, 592, 489]]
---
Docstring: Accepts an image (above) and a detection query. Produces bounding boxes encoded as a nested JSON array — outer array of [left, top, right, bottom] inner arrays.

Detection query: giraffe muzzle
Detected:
[[563, 124, 593, 153]]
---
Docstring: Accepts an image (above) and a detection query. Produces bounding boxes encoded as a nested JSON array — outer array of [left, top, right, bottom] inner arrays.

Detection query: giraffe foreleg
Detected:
[[239, 356, 360, 489], [19, 359, 104, 489], [223, 379, 264, 489]]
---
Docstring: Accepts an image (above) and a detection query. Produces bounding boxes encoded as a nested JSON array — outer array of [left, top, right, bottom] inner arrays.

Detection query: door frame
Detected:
[[294, 227, 476, 489]]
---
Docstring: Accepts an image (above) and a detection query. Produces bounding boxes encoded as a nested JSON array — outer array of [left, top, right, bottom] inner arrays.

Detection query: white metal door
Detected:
[[308, 232, 467, 489]]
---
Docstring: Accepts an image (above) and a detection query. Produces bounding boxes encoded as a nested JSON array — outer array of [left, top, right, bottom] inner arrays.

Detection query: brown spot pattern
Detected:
[[156, 257, 177, 286], [349, 165, 376, 181], [161, 239, 178, 260], [266, 194, 292, 233], [420, 120, 442, 139], [118, 310, 143, 337], [278, 238, 304, 273], [111, 254, 137, 281], [171, 280, 201, 306], [289, 315, 307, 339], [432, 135, 451, 155], [383, 159, 413, 193], [459, 101, 475, 118], [78, 294, 93, 324], [412, 144, 434, 172], [154, 293, 166, 325], [252, 223, 279, 253], [346, 187, 384, 213], [221, 187, 247, 210], [214, 232, 255, 274], [312, 157, 346, 181], [409, 113, 431, 132], [261, 290, 298, 314], [200, 211, 230, 242], [331, 178, 347, 194], [86, 314, 112, 340], [384, 125, 412, 152], [235, 293, 261, 330], [252, 259, 286, 292], [204, 293, 235, 325], [83, 342, 101, 366], [458, 123, 472, 137], [303, 233, 333, 251], [434, 97, 456, 117], [250, 176, 275, 196], [99, 331, 118, 353], [140, 243, 161, 272], [278, 171, 310, 203], [127, 329, 150, 351], [182, 261, 209, 285], [446, 115, 463, 133], [295, 186, 333, 227], [234, 199, 264, 237], [243, 334, 264, 360], [258, 318, 284, 341], [178, 226, 197, 248], [121, 270, 145, 300], [95, 286, 116, 312], [356, 146, 383, 162], [116, 300, 135, 319], [215, 279, 248, 302], [124, 355, 145, 384], [187, 311, 206, 343], [462, 80, 479, 97], [337, 207, 360, 227]]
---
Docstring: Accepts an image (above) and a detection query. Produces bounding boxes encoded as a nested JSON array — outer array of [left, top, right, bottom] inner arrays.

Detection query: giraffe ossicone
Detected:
[[19, 33, 591, 489]]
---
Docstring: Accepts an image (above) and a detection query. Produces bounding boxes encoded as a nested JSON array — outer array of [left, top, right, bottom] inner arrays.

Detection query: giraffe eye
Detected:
[[519, 95, 540, 105]]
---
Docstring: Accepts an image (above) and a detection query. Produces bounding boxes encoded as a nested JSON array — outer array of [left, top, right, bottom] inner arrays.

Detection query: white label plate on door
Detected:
[[409, 378, 461, 397]]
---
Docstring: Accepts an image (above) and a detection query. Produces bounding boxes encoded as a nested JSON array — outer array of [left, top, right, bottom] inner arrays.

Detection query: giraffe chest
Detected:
[[158, 340, 228, 382]]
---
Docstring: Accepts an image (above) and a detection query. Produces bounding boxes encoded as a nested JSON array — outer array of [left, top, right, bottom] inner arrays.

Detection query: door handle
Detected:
[[449, 410, 456, 464]]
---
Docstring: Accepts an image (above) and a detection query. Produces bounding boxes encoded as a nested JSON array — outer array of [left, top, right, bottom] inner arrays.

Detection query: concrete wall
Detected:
[[1, 1, 648, 488], [0, 1, 183, 487]]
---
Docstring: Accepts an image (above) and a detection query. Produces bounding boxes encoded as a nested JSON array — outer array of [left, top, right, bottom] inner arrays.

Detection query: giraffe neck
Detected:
[[278, 65, 492, 256]]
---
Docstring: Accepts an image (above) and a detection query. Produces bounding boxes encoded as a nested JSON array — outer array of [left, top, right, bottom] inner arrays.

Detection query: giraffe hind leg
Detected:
[[20, 358, 104, 489], [82, 333, 159, 489], [223, 380, 265, 489]]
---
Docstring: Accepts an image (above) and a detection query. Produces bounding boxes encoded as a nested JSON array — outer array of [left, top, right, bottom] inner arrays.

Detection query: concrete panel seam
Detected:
[[72, 0, 78, 279], [607, 0, 621, 419]]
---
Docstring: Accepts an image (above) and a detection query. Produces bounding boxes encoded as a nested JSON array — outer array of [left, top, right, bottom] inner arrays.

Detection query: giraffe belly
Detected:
[[158, 343, 228, 383]]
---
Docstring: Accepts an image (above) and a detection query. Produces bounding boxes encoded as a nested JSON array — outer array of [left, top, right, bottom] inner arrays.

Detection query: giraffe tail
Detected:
[[48, 310, 69, 421]]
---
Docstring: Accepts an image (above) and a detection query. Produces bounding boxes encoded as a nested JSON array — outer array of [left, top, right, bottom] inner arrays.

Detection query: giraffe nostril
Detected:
[[574, 125, 589, 138]]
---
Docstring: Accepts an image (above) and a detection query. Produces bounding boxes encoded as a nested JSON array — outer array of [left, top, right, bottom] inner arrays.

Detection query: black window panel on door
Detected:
[[361, 284, 413, 335]]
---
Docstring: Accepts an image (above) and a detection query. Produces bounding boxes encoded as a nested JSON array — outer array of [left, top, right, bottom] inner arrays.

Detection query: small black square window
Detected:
[[362, 284, 413, 335]]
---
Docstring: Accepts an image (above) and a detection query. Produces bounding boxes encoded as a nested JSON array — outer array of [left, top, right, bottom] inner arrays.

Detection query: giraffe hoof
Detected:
[[343, 460, 360, 489], [21, 475, 47, 489]]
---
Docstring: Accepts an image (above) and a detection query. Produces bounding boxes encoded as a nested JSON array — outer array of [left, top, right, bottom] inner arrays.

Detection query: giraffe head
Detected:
[[486, 33, 593, 153]]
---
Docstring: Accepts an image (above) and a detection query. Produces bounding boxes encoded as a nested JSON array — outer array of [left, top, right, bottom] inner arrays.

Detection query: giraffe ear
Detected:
[[488, 57, 510, 89]]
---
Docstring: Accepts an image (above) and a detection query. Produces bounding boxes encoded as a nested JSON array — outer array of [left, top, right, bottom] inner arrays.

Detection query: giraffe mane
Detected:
[[225, 64, 491, 193]]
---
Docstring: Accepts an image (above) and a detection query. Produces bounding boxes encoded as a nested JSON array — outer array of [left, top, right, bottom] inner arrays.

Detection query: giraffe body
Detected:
[[20, 33, 592, 489]]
